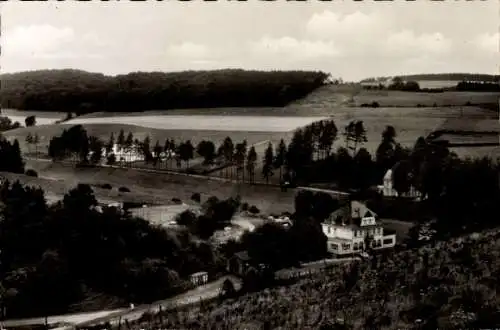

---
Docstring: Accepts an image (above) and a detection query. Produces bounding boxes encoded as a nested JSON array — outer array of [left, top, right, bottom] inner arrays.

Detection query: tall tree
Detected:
[[179, 140, 194, 168], [88, 136, 103, 165], [246, 146, 257, 183], [319, 120, 337, 158], [221, 137, 234, 179], [353, 148, 374, 190], [376, 125, 398, 176], [105, 133, 115, 156], [117, 129, 125, 150], [141, 135, 152, 164], [274, 139, 287, 181], [234, 141, 247, 181], [196, 140, 216, 166], [124, 132, 134, 164], [344, 120, 367, 154], [262, 142, 274, 184], [392, 159, 413, 197]]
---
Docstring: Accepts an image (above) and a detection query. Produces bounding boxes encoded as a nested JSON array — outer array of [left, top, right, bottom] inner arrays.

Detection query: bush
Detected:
[[25, 169, 38, 177], [118, 186, 131, 193], [100, 183, 112, 190], [371, 101, 380, 108], [241, 202, 249, 212], [191, 193, 201, 203], [172, 197, 182, 204], [249, 205, 260, 214]]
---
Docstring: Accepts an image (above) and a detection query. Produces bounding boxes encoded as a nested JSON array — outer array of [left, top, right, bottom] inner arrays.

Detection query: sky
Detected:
[[1, 1, 498, 82]]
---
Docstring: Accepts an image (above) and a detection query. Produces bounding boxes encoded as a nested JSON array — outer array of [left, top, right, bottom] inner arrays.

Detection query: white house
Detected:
[[377, 168, 421, 199], [89, 143, 178, 164], [322, 201, 396, 256]]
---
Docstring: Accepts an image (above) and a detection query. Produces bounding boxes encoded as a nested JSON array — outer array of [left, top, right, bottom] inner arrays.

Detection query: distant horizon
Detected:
[[2, 68, 499, 84], [1, 1, 497, 82]]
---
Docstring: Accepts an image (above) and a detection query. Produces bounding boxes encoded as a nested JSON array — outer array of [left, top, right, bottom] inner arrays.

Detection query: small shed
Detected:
[[189, 271, 209, 286], [227, 251, 252, 276]]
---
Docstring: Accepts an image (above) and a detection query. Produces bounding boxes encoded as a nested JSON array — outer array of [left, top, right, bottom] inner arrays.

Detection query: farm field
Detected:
[[416, 80, 461, 89], [433, 133, 499, 145], [65, 115, 329, 132], [449, 146, 500, 161], [353, 90, 499, 107]]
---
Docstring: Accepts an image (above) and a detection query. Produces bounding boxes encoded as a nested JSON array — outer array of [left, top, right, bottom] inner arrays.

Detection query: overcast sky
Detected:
[[1, 1, 498, 81]]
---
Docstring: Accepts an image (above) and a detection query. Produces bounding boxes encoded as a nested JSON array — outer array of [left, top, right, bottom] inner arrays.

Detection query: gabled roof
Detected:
[[234, 251, 251, 261], [327, 200, 377, 225]]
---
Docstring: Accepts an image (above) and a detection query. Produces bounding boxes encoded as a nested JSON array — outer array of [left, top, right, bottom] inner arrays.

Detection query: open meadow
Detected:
[[9, 159, 298, 215], [353, 90, 499, 107]]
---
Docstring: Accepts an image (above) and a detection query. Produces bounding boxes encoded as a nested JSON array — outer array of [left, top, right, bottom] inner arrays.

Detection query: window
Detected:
[[330, 243, 338, 251], [383, 238, 394, 245], [353, 243, 359, 250], [342, 243, 351, 251]]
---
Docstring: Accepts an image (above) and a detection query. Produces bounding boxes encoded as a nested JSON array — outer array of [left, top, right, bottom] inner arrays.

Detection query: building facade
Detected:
[[377, 168, 422, 199], [322, 201, 396, 256]]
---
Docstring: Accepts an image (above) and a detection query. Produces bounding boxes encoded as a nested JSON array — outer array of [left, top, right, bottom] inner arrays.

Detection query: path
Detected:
[[75, 275, 241, 329], [2, 276, 241, 330]]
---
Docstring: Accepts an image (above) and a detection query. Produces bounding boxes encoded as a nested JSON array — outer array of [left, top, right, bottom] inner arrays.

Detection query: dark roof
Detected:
[[234, 251, 251, 261], [328, 201, 377, 225]]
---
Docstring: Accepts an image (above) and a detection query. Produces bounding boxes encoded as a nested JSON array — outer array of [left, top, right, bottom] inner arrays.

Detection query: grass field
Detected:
[[415, 80, 461, 89], [14, 159, 299, 215], [353, 90, 499, 107]]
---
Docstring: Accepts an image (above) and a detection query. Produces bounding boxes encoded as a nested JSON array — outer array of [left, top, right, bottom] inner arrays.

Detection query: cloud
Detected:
[[385, 31, 452, 57], [474, 32, 499, 54], [249, 36, 340, 61], [306, 10, 389, 41], [167, 42, 210, 59], [2, 24, 75, 57]]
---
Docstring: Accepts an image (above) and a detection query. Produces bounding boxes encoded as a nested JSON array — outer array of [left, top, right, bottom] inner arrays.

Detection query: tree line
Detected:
[[1, 69, 329, 113]]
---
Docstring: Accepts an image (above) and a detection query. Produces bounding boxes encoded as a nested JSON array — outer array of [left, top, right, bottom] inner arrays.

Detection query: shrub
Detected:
[[241, 202, 249, 212], [191, 193, 201, 203], [107, 154, 116, 165], [25, 169, 38, 177], [371, 101, 380, 108], [118, 186, 131, 193], [100, 183, 112, 190], [249, 205, 260, 214]]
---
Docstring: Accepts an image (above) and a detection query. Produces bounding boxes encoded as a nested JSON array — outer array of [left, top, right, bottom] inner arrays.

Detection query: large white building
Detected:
[[322, 201, 396, 256], [88, 143, 177, 164]]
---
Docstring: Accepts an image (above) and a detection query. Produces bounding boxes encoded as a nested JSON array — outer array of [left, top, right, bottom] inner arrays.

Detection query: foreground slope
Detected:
[[125, 229, 500, 330]]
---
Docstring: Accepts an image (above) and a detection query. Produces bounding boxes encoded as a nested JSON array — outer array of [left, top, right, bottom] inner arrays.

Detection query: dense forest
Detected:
[[0, 69, 329, 113], [360, 73, 500, 83]]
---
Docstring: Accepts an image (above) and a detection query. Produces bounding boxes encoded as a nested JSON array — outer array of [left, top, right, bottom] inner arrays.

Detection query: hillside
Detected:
[[360, 73, 500, 83], [125, 229, 500, 330], [0, 69, 329, 113]]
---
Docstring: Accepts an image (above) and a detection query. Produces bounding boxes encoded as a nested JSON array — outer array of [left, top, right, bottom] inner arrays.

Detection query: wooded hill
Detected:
[[0, 69, 329, 113]]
